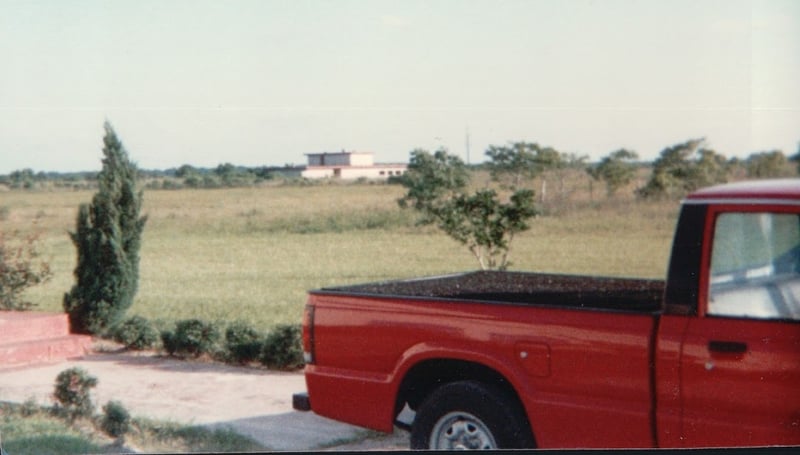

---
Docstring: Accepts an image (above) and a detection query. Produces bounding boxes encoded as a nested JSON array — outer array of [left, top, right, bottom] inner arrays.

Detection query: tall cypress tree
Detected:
[[64, 122, 147, 334]]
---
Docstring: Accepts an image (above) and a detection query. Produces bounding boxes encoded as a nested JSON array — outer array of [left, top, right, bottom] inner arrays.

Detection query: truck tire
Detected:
[[410, 380, 535, 450]]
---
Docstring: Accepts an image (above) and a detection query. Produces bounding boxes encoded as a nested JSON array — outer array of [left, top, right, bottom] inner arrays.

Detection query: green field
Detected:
[[4, 179, 679, 331]]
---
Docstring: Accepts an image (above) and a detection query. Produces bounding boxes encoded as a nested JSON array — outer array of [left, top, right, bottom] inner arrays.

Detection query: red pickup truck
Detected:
[[293, 179, 800, 449]]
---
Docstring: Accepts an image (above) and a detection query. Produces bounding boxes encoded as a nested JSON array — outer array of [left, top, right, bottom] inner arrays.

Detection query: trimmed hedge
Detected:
[[159, 319, 303, 370], [225, 321, 263, 364], [113, 316, 159, 350], [161, 319, 220, 357], [260, 324, 303, 370]]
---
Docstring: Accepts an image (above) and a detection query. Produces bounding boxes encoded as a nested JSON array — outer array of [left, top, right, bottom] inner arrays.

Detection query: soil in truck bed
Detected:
[[316, 271, 666, 313]]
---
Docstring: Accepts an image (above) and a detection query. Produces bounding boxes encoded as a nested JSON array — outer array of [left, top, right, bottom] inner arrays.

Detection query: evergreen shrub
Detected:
[[113, 316, 159, 350], [161, 319, 220, 357], [225, 321, 263, 364], [53, 367, 97, 421], [101, 400, 131, 440], [63, 122, 147, 334], [260, 324, 303, 370], [161, 329, 177, 356]]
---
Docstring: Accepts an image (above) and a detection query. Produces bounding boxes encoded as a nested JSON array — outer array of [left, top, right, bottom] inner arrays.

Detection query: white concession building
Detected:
[[301, 151, 406, 180]]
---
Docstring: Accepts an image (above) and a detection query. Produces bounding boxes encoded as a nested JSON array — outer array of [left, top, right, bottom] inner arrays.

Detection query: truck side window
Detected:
[[708, 212, 800, 321]]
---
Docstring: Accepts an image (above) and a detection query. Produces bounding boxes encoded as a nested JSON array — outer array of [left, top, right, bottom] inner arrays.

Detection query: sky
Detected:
[[0, 0, 798, 174]]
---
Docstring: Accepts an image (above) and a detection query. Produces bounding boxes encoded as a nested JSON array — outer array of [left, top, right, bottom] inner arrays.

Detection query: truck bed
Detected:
[[314, 271, 665, 313], [305, 270, 663, 443]]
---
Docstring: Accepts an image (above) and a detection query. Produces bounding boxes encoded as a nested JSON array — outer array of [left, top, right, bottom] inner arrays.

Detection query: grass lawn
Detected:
[[5, 180, 679, 331], [0, 402, 265, 454]]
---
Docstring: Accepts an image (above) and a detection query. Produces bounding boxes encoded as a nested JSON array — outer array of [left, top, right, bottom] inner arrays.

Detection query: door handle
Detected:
[[708, 340, 748, 354]]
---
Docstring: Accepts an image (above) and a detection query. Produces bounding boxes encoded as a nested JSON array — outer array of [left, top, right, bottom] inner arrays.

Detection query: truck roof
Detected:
[[685, 179, 800, 203]]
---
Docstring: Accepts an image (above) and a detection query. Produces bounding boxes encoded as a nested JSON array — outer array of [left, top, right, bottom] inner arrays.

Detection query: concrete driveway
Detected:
[[0, 350, 408, 451]]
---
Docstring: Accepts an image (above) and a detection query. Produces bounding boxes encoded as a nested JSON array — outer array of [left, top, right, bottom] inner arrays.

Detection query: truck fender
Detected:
[[390, 341, 535, 433]]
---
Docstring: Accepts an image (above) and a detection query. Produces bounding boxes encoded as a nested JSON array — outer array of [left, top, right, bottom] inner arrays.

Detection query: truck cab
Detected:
[[657, 179, 800, 447]]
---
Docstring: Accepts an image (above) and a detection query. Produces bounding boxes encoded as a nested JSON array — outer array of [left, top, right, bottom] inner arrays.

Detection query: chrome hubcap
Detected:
[[430, 411, 497, 450]]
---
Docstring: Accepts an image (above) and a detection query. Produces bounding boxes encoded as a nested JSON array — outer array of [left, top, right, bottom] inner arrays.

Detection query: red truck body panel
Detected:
[[680, 316, 800, 446], [306, 294, 658, 448], [301, 179, 800, 449]]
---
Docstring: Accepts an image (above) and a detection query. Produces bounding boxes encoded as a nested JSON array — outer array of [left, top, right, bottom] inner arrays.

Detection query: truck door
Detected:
[[680, 209, 800, 447]]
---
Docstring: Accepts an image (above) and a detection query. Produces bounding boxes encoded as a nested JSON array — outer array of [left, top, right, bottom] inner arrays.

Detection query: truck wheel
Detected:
[[410, 380, 534, 450]]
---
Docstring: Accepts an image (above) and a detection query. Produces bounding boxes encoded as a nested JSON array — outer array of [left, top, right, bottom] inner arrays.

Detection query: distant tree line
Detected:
[[477, 137, 799, 201], [632, 138, 798, 199], [0, 163, 297, 190], [0, 169, 98, 190], [171, 163, 279, 189], [396, 138, 800, 270], [2, 138, 798, 195]]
